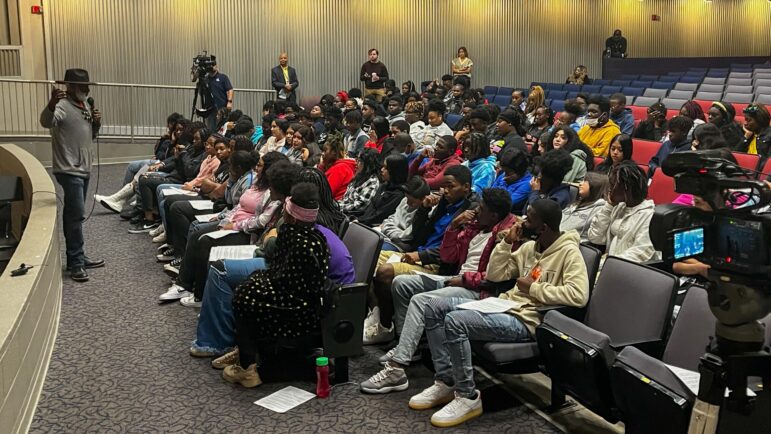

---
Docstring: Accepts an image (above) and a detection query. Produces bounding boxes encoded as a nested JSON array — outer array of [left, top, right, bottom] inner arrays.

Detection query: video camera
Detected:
[[191, 51, 216, 81]]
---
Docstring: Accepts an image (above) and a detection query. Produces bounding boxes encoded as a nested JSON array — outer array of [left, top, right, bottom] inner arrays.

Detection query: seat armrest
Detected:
[[536, 305, 586, 322], [610, 338, 664, 358]]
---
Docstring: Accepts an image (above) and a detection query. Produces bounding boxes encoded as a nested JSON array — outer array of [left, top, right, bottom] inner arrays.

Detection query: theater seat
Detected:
[[497, 86, 515, 96], [629, 105, 648, 121], [648, 170, 678, 204], [632, 139, 661, 165], [757, 94, 771, 105], [679, 76, 702, 84], [673, 82, 698, 92], [667, 90, 693, 100], [633, 96, 660, 107], [582, 85, 601, 94], [731, 152, 760, 174], [662, 100, 687, 114], [723, 93, 753, 104], [694, 91, 721, 101], [693, 99, 712, 115]]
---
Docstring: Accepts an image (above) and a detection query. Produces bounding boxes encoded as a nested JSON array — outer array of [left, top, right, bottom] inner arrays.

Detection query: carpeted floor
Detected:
[[29, 163, 561, 434]]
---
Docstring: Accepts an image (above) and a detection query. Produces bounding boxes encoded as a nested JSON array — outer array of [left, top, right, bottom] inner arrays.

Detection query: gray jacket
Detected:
[[40, 98, 95, 178]]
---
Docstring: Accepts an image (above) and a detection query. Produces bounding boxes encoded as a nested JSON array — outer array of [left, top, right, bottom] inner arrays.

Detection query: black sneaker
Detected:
[[156, 248, 175, 262], [129, 214, 144, 225], [120, 206, 142, 221], [128, 220, 160, 234], [70, 267, 89, 282], [163, 257, 182, 277]]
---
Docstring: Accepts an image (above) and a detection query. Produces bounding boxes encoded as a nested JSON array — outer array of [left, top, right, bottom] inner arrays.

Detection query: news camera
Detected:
[[191, 51, 217, 81], [190, 51, 217, 119]]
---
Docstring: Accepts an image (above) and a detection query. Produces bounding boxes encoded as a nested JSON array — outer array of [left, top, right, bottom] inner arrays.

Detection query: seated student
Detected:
[[360, 188, 515, 393], [578, 95, 621, 157], [386, 96, 406, 124], [366, 165, 476, 343], [554, 99, 583, 133], [392, 132, 419, 163], [357, 153, 409, 227], [737, 103, 771, 157], [588, 161, 659, 263], [491, 146, 531, 216], [461, 132, 497, 195], [596, 133, 633, 174], [404, 101, 427, 146], [648, 115, 694, 175], [707, 101, 744, 150], [543, 125, 593, 183], [342, 110, 369, 158], [340, 148, 382, 216], [679, 100, 706, 141], [259, 118, 289, 155], [286, 125, 321, 167], [633, 102, 668, 142], [317, 132, 356, 200], [417, 99, 454, 149], [390, 119, 411, 137], [364, 116, 391, 153], [560, 172, 609, 242], [408, 135, 463, 190], [609, 93, 635, 135], [378, 176, 431, 251], [490, 109, 527, 156], [690, 123, 728, 151], [454, 107, 491, 145], [361, 99, 381, 134], [223, 183, 333, 387], [410, 199, 589, 427], [524, 105, 553, 152], [526, 149, 574, 211]]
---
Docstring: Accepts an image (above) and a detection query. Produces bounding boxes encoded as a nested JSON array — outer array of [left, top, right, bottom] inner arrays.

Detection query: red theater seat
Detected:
[[632, 139, 661, 165], [648, 170, 678, 204]]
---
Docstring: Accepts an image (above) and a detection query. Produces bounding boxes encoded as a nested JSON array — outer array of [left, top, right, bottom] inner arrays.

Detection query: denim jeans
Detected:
[[155, 183, 183, 228], [391, 285, 478, 366], [192, 258, 266, 354], [391, 274, 447, 334], [123, 159, 156, 184], [424, 297, 531, 398], [54, 173, 89, 269]]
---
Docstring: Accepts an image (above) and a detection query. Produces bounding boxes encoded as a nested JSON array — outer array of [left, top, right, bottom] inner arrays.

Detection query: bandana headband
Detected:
[[285, 196, 319, 223]]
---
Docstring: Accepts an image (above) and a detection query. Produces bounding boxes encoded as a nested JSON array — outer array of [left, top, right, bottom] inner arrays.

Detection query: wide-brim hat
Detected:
[[55, 68, 95, 85]]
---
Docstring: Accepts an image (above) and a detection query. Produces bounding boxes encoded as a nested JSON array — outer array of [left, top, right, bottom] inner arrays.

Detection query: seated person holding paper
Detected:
[[360, 188, 515, 391], [408, 199, 589, 428]]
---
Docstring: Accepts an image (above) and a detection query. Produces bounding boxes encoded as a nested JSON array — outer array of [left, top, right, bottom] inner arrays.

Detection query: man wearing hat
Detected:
[[40, 68, 104, 282]]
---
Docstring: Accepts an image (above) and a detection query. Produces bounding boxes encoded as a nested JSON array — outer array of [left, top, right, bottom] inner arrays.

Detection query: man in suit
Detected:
[[271, 53, 299, 103]]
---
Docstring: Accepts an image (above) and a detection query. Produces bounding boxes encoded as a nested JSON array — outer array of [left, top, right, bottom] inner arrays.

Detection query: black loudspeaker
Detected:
[[320, 283, 368, 358]]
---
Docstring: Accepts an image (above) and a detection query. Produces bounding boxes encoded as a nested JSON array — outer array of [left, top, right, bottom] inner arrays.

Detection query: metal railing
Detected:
[[0, 78, 275, 141]]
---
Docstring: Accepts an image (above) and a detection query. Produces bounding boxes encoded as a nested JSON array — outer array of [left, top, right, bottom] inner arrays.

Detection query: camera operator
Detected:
[[199, 57, 233, 132]]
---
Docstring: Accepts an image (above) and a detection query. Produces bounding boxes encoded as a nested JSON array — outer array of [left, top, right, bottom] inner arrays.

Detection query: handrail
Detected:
[[0, 77, 274, 93]]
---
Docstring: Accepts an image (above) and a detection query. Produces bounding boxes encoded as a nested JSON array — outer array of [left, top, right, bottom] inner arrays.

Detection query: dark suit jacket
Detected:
[[271, 65, 299, 99]]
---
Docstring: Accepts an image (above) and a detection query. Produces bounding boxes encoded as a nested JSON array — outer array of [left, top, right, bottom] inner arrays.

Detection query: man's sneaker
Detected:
[[156, 248, 175, 262], [152, 232, 166, 243], [379, 348, 421, 365], [222, 363, 262, 388], [363, 323, 394, 345], [158, 284, 190, 301], [189, 346, 217, 358], [157, 243, 171, 253], [364, 306, 381, 329], [430, 391, 483, 427], [212, 348, 239, 369], [70, 267, 89, 282], [180, 295, 202, 308], [163, 258, 182, 277], [149, 224, 165, 237], [360, 363, 409, 394], [128, 220, 160, 234], [409, 381, 455, 410]]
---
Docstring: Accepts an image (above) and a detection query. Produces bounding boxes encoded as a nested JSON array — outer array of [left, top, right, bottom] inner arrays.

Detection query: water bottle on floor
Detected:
[[316, 356, 330, 398]]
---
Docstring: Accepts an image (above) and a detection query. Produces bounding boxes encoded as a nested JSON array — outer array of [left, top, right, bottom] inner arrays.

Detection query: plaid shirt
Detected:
[[340, 175, 380, 214]]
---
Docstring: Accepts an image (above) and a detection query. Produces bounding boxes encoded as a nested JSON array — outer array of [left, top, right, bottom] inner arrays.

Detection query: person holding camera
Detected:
[[201, 58, 233, 132], [39, 68, 104, 282], [271, 52, 299, 103]]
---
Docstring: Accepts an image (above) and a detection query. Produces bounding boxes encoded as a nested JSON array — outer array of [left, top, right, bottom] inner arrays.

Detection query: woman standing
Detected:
[[451, 47, 474, 86]]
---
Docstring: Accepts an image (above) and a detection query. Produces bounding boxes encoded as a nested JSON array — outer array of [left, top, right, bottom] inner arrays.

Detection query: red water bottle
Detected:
[[316, 356, 330, 398]]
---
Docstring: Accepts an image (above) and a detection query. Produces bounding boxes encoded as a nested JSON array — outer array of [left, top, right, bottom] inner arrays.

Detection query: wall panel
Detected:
[[45, 0, 770, 102]]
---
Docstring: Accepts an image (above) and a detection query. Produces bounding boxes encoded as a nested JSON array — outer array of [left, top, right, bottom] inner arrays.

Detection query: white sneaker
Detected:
[[409, 381, 455, 410], [96, 195, 123, 213], [152, 232, 167, 243], [363, 323, 394, 345], [180, 295, 202, 308], [149, 224, 165, 237], [157, 243, 171, 253], [364, 306, 381, 329], [430, 390, 483, 427], [359, 363, 409, 394], [158, 284, 190, 301]]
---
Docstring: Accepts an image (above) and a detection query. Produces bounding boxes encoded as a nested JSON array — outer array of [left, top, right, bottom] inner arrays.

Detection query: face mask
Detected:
[[585, 117, 599, 127], [521, 224, 540, 241]]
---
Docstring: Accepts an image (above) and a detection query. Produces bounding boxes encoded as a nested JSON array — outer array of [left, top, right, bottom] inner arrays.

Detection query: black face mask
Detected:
[[521, 224, 540, 241]]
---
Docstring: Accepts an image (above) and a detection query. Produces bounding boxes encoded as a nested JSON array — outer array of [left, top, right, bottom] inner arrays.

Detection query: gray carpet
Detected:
[[29, 163, 560, 433]]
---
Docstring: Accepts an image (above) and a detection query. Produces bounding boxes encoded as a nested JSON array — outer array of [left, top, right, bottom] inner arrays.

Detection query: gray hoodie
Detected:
[[40, 97, 95, 178]]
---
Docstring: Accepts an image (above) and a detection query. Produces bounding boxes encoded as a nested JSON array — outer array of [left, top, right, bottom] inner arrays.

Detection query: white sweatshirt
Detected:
[[588, 199, 660, 263]]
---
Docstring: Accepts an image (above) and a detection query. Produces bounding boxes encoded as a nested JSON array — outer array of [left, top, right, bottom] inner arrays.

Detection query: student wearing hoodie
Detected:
[[560, 172, 608, 242], [543, 125, 594, 183], [408, 135, 463, 190], [357, 153, 409, 227], [360, 189, 516, 392], [318, 132, 356, 200], [526, 149, 573, 211], [492, 145, 532, 215], [461, 132, 497, 195], [411, 199, 589, 427], [648, 115, 694, 175], [578, 95, 621, 157], [609, 93, 634, 135], [588, 161, 659, 263], [378, 176, 431, 251]]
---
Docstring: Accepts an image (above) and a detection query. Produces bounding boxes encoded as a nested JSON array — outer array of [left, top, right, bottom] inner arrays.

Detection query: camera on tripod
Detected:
[[190, 51, 217, 119], [191, 51, 217, 81]]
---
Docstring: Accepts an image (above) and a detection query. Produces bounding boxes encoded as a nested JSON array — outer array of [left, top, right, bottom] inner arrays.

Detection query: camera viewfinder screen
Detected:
[[674, 227, 704, 260]]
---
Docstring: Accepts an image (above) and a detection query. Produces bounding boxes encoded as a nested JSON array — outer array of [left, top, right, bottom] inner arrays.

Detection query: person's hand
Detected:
[[692, 261, 711, 278], [604, 187, 617, 206], [450, 209, 476, 230], [368, 129, 377, 141], [503, 221, 523, 244], [148, 163, 162, 172], [225, 121, 235, 131], [422, 193, 441, 209], [181, 182, 193, 191], [284, 84, 292, 91], [263, 228, 278, 242], [208, 216, 219, 222], [372, 72, 379, 82], [401, 252, 420, 265], [516, 276, 534, 293], [220, 222, 234, 230], [48, 88, 67, 111], [445, 276, 463, 287], [530, 176, 541, 192], [91, 109, 102, 127], [743, 126, 754, 138]]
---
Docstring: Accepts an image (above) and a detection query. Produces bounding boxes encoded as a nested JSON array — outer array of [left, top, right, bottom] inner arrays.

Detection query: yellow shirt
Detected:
[[748, 136, 758, 155], [281, 66, 289, 84], [578, 120, 621, 157]]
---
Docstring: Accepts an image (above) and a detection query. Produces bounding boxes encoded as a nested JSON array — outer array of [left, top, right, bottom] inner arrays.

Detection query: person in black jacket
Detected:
[[360, 48, 389, 102], [357, 153, 409, 226], [633, 102, 667, 142], [737, 103, 771, 157], [706, 101, 744, 150], [270, 52, 299, 103]]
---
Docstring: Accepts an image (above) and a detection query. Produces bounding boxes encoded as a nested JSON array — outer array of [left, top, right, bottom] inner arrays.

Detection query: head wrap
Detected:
[[336, 91, 349, 104], [285, 196, 319, 223]]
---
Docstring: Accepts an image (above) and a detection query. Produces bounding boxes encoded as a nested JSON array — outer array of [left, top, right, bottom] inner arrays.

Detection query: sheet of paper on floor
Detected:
[[254, 386, 316, 413]]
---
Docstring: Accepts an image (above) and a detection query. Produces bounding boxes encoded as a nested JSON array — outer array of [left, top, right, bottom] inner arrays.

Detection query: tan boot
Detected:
[[211, 347, 239, 369], [223, 363, 262, 388]]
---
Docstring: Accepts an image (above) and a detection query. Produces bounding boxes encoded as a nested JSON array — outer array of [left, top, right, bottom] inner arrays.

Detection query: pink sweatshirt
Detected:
[[184, 155, 220, 189]]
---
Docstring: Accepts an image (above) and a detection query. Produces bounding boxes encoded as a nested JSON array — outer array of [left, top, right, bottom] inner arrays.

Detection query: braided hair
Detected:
[[609, 161, 648, 205], [297, 167, 346, 232]]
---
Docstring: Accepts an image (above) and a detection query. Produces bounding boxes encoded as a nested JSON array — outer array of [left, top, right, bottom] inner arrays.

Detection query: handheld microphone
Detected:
[[87, 96, 95, 110]]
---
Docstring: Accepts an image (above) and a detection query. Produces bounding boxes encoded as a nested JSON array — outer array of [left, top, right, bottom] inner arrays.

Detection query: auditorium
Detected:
[[1, 0, 771, 432]]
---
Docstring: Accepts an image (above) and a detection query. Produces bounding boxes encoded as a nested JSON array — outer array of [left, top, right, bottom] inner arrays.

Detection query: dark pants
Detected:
[[54, 173, 89, 269], [177, 227, 251, 299], [168, 199, 211, 254], [137, 174, 174, 212]]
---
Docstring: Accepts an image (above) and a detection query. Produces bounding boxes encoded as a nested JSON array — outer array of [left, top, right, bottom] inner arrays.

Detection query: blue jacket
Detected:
[[526, 183, 573, 213], [648, 139, 690, 174], [611, 108, 635, 136], [466, 155, 497, 195], [492, 171, 533, 215]]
